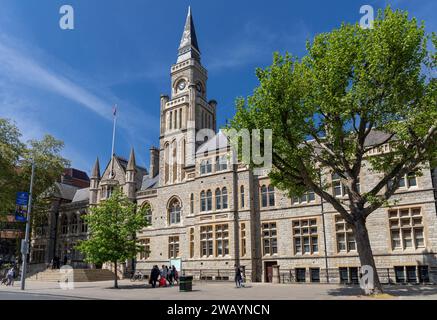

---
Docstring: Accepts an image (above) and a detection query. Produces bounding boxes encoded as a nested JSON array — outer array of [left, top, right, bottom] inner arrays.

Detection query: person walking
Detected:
[[240, 266, 245, 288], [234, 264, 242, 288], [166, 266, 171, 285], [160, 265, 168, 287], [6, 267, 15, 286], [150, 265, 160, 288], [171, 266, 177, 285]]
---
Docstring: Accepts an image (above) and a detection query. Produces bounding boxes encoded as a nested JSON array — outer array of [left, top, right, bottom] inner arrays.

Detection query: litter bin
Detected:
[[179, 276, 193, 292]]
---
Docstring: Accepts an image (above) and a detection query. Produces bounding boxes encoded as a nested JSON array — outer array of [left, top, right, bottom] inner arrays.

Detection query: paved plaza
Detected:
[[1, 280, 437, 300]]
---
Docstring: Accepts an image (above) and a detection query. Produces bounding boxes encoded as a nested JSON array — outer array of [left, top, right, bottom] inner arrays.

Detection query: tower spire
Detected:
[[127, 148, 136, 171], [91, 157, 100, 178], [177, 6, 200, 63]]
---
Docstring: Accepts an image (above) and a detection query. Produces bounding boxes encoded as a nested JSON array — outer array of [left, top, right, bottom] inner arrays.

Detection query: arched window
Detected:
[[261, 185, 268, 207], [143, 202, 152, 225], [169, 111, 173, 130], [200, 191, 206, 212], [215, 188, 222, 210], [190, 193, 194, 214], [222, 187, 228, 209], [206, 190, 212, 211], [71, 215, 78, 234], [261, 184, 275, 207], [61, 215, 68, 235], [80, 213, 87, 233], [174, 109, 178, 129], [268, 185, 275, 206], [168, 199, 181, 225], [240, 185, 245, 208], [172, 140, 177, 183], [164, 143, 170, 183], [181, 139, 186, 180]]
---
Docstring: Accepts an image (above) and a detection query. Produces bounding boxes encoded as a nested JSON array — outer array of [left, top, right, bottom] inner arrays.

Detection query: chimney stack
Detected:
[[149, 147, 160, 178]]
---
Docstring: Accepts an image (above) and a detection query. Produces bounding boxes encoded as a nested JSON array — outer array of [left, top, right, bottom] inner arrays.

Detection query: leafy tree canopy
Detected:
[[76, 190, 150, 287], [228, 6, 436, 294], [0, 118, 70, 219]]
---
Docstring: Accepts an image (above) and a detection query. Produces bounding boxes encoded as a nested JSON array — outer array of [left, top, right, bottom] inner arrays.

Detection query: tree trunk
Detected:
[[114, 261, 118, 289], [353, 216, 383, 295]]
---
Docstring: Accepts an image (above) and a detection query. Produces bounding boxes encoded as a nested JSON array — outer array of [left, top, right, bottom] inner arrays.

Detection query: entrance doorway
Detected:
[[264, 261, 277, 282]]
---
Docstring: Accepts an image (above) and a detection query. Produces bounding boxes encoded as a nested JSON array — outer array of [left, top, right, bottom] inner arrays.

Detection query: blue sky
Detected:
[[0, 0, 435, 176]]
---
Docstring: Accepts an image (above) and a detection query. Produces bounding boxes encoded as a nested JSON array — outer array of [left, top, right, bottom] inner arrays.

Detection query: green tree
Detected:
[[0, 118, 69, 219], [0, 119, 25, 215], [228, 7, 436, 294], [76, 190, 149, 288]]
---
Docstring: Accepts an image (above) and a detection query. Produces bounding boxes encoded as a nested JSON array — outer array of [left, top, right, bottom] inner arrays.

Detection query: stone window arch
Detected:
[[168, 197, 182, 225], [164, 142, 170, 183], [215, 188, 222, 210], [261, 184, 275, 207], [80, 211, 88, 233], [71, 214, 78, 234], [222, 187, 228, 209], [61, 215, 68, 235], [172, 140, 177, 183], [142, 202, 153, 225]]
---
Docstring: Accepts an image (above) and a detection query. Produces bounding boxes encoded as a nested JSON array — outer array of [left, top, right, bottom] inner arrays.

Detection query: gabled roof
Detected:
[[141, 174, 160, 190], [72, 188, 89, 202], [51, 182, 79, 201], [363, 130, 396, 147]]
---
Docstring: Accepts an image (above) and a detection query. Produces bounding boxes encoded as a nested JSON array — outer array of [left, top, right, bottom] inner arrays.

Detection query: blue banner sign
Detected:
[[15, 192, 29, 222]]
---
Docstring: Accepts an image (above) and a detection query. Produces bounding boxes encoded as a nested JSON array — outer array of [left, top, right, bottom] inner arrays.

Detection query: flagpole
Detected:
[[110, 105, 117, 178]]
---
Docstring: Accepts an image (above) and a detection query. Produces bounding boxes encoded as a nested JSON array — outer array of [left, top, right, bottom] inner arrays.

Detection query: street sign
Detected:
[[15, 192, 29, 222]]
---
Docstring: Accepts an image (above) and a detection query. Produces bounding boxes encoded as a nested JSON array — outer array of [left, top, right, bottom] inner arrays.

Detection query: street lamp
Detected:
[[20, 158, 35, 290]]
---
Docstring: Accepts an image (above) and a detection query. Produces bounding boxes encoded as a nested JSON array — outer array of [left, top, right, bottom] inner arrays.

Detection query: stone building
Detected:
[[31, 8, 437, 284]]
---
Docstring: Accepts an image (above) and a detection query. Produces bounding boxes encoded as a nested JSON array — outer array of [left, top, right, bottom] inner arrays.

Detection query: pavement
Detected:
[[1, 280, 437, 300]]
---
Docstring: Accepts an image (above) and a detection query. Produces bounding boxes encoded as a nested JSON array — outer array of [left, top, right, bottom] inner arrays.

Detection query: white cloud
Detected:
[[0, 32, 160, 169], [0, 34, 112, 122]]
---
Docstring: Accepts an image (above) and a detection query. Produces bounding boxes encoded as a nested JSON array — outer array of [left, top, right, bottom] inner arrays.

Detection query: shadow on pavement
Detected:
[[327, 284, 437, 297]]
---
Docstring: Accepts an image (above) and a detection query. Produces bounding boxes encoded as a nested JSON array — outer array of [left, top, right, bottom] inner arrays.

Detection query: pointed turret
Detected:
[[91, 157, 101, 178], [124, 149, 136, 199], [177, 6, 200, 63], [127, 148, 136, 172], [89, 157, 101, 205]]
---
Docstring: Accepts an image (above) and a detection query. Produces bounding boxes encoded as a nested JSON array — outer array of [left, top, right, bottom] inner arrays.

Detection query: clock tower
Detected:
[[159, 7, 217, 186]]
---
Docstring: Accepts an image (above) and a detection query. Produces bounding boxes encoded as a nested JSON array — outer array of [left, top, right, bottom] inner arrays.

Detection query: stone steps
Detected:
[[28, 269, 118, 282]]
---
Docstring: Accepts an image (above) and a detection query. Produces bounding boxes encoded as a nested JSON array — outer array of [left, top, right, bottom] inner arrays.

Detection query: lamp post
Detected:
[[20, 158, 35, 290]]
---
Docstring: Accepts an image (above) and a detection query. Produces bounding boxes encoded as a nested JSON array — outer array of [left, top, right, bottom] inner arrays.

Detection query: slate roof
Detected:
[[52, 182, 79, 201], [72, 188, 89, 203], [141, 174, 160, 190]]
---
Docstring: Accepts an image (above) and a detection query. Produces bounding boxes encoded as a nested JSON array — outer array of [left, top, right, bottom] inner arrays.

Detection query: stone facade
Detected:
[[31, 8, 437, 284]]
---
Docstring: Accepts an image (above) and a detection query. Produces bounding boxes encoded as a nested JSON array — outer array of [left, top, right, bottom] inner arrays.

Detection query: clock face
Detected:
[[196, 83, 202, 93], [178, 80, 186, 91]]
